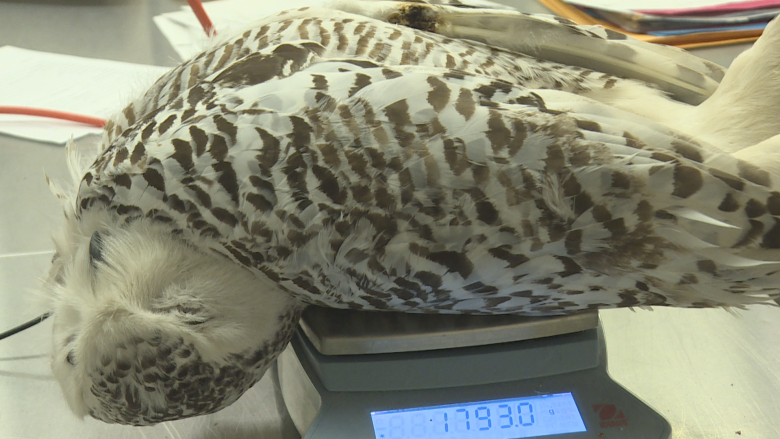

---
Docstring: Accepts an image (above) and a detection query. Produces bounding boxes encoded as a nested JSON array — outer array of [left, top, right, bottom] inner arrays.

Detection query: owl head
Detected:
[[42, 171, 302, 425]]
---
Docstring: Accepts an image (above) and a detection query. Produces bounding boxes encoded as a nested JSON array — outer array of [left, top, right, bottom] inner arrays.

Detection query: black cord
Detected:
[[0, 312, 52, 341]]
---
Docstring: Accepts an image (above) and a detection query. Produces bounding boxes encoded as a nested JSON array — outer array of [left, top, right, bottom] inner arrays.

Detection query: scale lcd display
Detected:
[[370, 392, 586, 439]]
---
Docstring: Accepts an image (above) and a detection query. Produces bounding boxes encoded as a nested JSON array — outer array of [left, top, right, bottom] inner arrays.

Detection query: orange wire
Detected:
[[186, 0, 217, 37], [0, 106, 106, 128], [0, 2, 214, 129]]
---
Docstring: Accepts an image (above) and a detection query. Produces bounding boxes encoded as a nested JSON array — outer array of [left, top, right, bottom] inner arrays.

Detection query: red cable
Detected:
[[186, 0, 217, 37], [0, 106, 106, 128]]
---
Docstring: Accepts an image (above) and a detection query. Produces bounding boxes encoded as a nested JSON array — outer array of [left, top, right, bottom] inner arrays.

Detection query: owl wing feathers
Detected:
[[286, 68, 780, 312], [332, 0, 725, 103], [76, 6, 780, 316], [83, 65, 779, 315], [101, 1, 723, 149]]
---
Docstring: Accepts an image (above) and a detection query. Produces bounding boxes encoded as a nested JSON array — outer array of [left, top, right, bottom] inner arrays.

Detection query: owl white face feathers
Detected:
[[46, 216, 301, 424], [41, 0, 780, 426]]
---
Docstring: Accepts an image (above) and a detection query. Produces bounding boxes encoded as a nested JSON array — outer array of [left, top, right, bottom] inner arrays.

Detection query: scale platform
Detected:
[[278, 307, 671, 439]]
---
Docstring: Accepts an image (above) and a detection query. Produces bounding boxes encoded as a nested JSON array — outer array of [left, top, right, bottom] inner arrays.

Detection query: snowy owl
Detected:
[[42, 0, 780, 426]]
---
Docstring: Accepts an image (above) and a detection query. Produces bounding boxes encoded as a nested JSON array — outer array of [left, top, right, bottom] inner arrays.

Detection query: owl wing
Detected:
[[332, 0, 725, 103], [100, 0, 725, 150], [77, 7, 779, 316], [216, 63, 777, 314], [81, 59, 779, 315]]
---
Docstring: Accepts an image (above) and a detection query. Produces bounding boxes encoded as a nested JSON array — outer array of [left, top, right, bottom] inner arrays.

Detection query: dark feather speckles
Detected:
[[186, 85, 206, 109], [650, 152, 676, 163], [130, 143, 146, 165], [543, 144, 566, 174], [312, 165, 346, 203], [555, 256, 581, 277], [166, 194, 188, 213], [734, 220, 764, 248], [214, 116, 237, 143], [443, 138, 469, 175], [709, 168, 745, 191], [768, 192, 780, 215], [575, 119, 601, 133], [158, 115, 177, 135], [115, 204, 142, 217], [426, 76, 451, 112], [113, 147, 129, 166], [611, 171, 631, 190], [564, 229, 582, 255], [122, 106, 136, 126], [671, 165, 703, 199], [762, 219, 780, 249], [489, 247, 529, 268], [311, 74, 328, 90], [486, 111, 511, 152], [383, 100, 414, 148], [617, 291, 642, 307], [171, 138, 194, 171], [143, 168, 165, 192], [246, 193, 274, 212], [349, 73, 372, 97], [572, 192, 594, 216], [427, 251, 474, 278], [414, 271, 443, 289], [114, 174, 132, 190], [745, 199, 767, 218], [454, 88, 476, 120], [470, 190, 499, 225], [187, 185, 212, 209], [289, 116, 313, 147], [211, 208, 238, 227], [213, 52, 280, 85], [344, 248, 369, 264], [697, 259, 717, 274], [738, 160, 773, 187], [673, 141, 703, 163], [383, 99, 412, 127], [209, 135, 229, 162], [190, 126, 209, 157], [141, 122, 157, 141]]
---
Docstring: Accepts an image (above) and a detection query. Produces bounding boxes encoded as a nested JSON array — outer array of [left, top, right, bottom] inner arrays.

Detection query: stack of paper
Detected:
[[539, 0, 779, 47], [0, 46, 169, 144]]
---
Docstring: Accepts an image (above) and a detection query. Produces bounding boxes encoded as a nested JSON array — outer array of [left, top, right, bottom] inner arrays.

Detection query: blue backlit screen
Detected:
[[370, 392, 586, 439]]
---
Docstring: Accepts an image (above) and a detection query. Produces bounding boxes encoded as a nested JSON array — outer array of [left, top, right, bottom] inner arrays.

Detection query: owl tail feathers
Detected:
[[688, 16, 780, 155]]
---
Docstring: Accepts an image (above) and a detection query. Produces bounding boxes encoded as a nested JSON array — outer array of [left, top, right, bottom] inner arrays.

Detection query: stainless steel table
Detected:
[[1, 1, 778, 438]]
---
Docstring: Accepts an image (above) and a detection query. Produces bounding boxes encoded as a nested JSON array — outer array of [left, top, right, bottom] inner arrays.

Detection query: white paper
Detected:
[[565, 0, 763, 13], [154, 0, 332, 60], [0, 46, 170, 144]]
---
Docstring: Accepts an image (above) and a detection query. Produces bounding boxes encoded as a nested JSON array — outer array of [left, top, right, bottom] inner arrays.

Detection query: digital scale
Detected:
[[278, 307, 671, 439]]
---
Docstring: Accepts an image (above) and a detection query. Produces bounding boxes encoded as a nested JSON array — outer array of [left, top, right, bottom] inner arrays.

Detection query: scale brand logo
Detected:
[[592, 404, 628, 428]]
